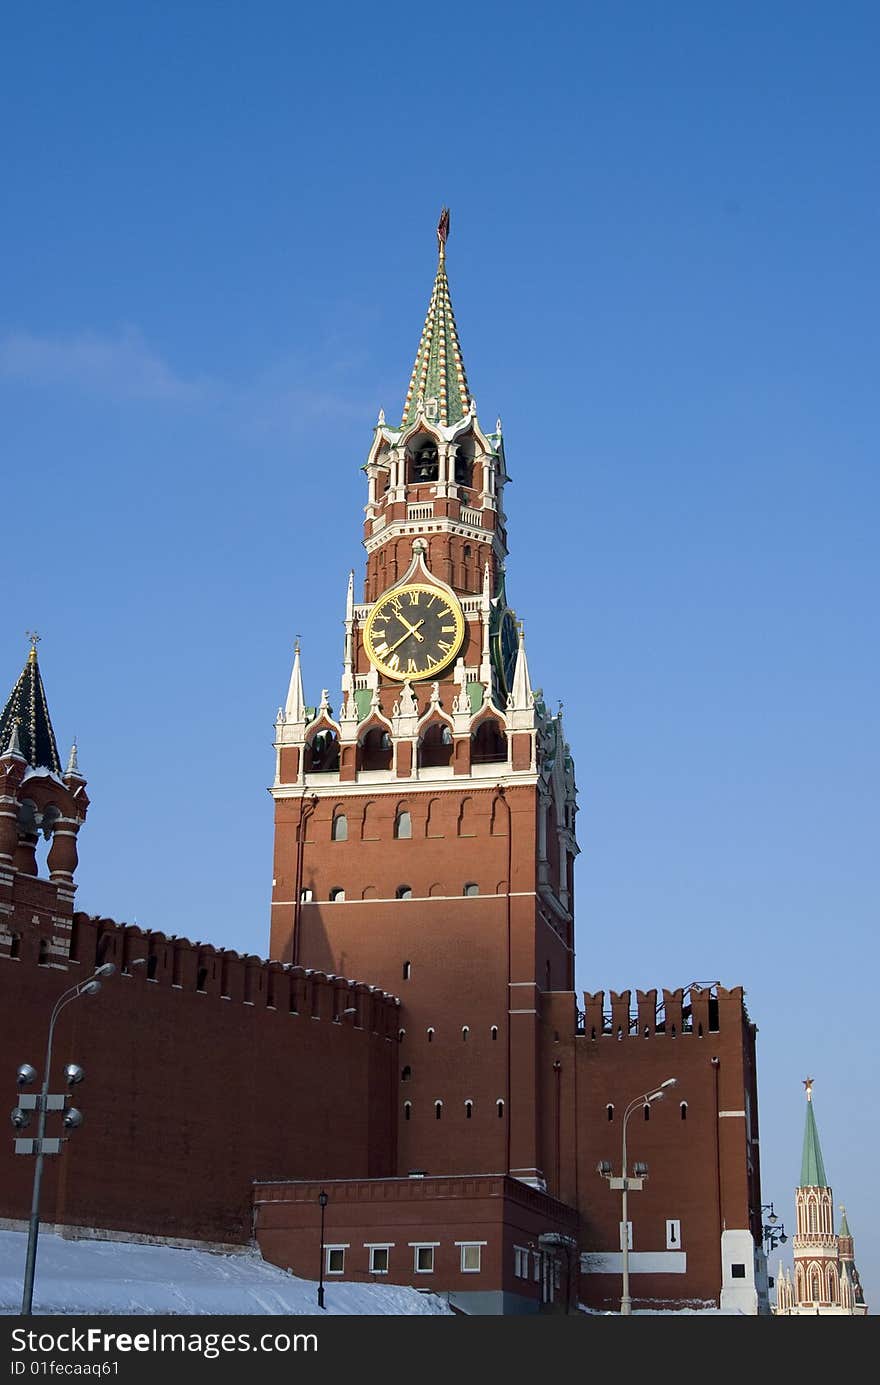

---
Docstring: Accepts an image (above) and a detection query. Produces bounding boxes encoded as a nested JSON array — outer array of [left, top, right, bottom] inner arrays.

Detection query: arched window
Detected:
[[300, 888, 313, 903], [394, 809, 412, 840], [643, 1103, 651, 1121], [606, 1104, 614, 1122], [398, 1028, 406, 1042], [401, 1066, 412, 1082], [808, 1201, 818, 1234], [491, 1025, 498, 1041], [404, 1101, 411, 1121], [427, 1027, 434, 1043], [454, 447, 472, 487], [359, 728, 393, 772], [461, 1026, 469, 1041], [418, 722, 453, 769], [305, 728, 339, 773], [426, 797, 443, 837], [680, 1102, 688, 1121], [496, 1099, 505, 1119], [402, 960, 412, 980], [810, 1267, 821, 1301], [465, 1100, 473, 1120], [329, 887, 345, 902], [396, 885, 413, 900], [463, 882, 479, 896], [435, 1101, 443, 1121], [331, 811, 348, 841], [409, 438, 439, 483], [472, 718, 507, 764]]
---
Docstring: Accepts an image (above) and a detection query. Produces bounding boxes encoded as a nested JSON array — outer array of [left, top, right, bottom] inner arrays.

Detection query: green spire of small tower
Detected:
[[0, 634, 63, 775], [400, 208, 472, 429], [799, 1076, 829, 1188]]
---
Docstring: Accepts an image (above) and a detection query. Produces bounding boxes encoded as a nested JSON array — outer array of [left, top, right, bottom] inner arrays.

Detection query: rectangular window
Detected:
[[666, 1219, 681, 1249], [514, 1247, 529, 1279], [326, 1247, 346, 1275], [414, 1246, 435, 1273], [731, 1263, 746, 1279], [368, 1246, 391, 1274], [460, 1244, 482, 1273]]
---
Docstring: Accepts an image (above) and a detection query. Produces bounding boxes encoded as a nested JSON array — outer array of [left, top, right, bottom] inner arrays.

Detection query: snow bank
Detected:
[[0, 1229, 454, 1316]]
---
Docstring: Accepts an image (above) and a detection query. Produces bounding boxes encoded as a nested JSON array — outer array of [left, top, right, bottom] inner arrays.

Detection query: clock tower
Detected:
[[269, 212, 578, 1187]]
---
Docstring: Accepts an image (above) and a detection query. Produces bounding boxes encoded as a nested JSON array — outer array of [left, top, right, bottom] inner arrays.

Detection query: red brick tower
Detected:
[[0, 635, 89, 967], [269, 212, 579, 1186]]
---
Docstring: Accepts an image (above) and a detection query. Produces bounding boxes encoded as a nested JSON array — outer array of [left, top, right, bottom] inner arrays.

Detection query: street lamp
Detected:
[[598, 1076, 677, 1316], [317, 1189, 328, 1310], [761, 1202, 788, 1255], [12, 962, 116, 1315]]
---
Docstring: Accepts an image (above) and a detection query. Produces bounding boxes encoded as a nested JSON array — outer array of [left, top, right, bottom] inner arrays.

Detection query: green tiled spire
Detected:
[[0, 635, 63, 775], [401, 208, 472, 429], [799, 1078, 828, 1188], [839, 1206, 851, 1238]]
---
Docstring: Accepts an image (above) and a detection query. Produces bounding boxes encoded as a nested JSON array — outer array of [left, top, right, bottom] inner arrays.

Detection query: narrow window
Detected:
[[396, 885, 413, 900], [147, 953, 158, 980], [461, 1026, 469, 1041], [394, 810, 412, 840], [427, 1027, 434, 1042], [644, 1103, 651, 1121], [463, 882, 479, 896], [465, 1100, 473, 1119], [38, 939, 49, 966], [329, 887, 345, 902], [404, 1101, 411, 1121], [9, 933, 20, 960], [401, 1066, 411, 1082], [491, 1025, 498, 1041], [402, 960, 412, 980], [435, 1100, 443, 1120], [460, 1244, 482, 1273], [196, 968, 208, 992], [607, 1104, 614, 1121], [680, 1102, 688, 1121], [496, 1099, 504, 1119], [331, 812, 348, 841], [398, 1028, 406, 1042]]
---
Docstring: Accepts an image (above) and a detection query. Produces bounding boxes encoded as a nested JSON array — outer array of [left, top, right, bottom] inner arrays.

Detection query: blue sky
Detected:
[[2, 2, 877, 1302]]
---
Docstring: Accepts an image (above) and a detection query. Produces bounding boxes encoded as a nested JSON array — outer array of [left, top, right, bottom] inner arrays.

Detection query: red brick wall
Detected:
[[0, 913, 398, 1245], [572, 986, 760, 1310]]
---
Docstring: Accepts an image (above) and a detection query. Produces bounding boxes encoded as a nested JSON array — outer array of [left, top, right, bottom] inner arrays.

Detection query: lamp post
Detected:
[[598, 1076, 677, 1315], [12, 961, 116, 1315], [317, 1189, 328, 1310], [761, 1202, 788, 1255]]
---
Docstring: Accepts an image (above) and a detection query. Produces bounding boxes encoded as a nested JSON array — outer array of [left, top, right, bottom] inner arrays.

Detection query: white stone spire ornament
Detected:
[[284, 639, 306, 723], [65, 740, 80, 777], [508, 623, 534, 711], [4, 718, 23, 758], [377, 407, 385, 427]]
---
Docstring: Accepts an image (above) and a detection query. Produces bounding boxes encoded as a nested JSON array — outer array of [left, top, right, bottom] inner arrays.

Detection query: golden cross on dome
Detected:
[[25, 630, 40, 662], [803, 1076, 814, 1100]]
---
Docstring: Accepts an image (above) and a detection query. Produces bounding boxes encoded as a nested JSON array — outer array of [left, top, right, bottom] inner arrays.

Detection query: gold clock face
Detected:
[[363, 583, 465, 681]]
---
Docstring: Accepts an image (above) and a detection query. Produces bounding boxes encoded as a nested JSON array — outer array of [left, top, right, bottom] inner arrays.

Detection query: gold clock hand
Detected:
[[393, 614, 425, 643], [386, 619, 425, 654]]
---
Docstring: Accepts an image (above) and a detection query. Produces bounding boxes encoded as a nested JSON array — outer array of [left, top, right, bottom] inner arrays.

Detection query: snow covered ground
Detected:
[[0, 1228, 454, 1316]]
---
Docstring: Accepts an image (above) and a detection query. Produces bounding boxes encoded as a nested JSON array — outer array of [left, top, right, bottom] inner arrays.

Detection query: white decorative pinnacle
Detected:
[[429, 681, 441, 708], [377, 407, 385, 427], [507, 625, 534, 711], [393, 679, 419, 719], [284, 640, 306, 723], [496, 417, 502, 435], [4, 719, 23, 758], [65, 740, 80, 777]]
